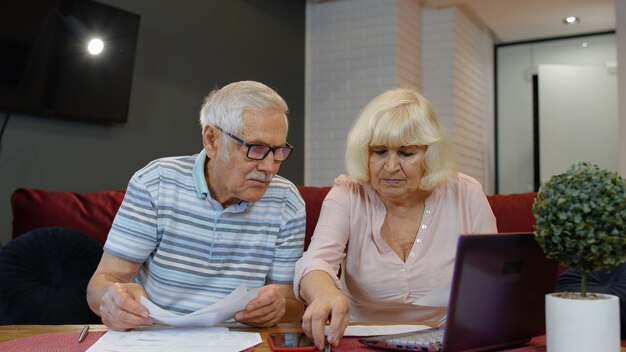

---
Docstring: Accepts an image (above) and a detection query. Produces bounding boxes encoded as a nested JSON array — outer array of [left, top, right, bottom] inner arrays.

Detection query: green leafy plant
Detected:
[[532, 161, 626, 297]]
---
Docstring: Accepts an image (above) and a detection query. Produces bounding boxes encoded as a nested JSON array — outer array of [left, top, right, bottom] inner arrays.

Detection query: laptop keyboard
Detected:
[[387, 328, 444, 348]]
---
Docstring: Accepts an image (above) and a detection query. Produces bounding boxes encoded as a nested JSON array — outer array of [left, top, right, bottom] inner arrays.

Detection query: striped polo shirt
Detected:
[[104, 150, 306, 314]]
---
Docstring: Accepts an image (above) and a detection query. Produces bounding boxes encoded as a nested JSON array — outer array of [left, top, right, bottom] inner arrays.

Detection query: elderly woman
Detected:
[[294, 88, 497, 349]]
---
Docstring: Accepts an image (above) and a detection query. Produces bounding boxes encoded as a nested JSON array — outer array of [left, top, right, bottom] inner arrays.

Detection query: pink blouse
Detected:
[[294, 173, 498, 322]]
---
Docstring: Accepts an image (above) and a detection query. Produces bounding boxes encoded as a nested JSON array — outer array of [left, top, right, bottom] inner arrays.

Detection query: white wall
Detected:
[[305, 0, 409, 186], [423, 7, 494, 190], [422, 8, 456, 144], [306, 0, 495, 192], [538, 64, 618, 180], [496, 33, 616, 194]]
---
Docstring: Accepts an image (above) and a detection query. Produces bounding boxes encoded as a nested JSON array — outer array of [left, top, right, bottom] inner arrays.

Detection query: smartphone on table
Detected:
[[268, 332, 317, 352]]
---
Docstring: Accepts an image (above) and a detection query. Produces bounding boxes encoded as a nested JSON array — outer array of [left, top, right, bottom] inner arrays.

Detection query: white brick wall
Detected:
[[306, 0, 494, 191], [454, 8, 489, 185], [422, 8, 455, 136], [397, 0, 422, 90], [422, 6, 493, 188], [306, 0, 403, 186], [306, 0, 424, 185]]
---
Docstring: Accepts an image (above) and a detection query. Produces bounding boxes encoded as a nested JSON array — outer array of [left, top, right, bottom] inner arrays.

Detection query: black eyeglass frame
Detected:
[[215, 126, 294, 161]]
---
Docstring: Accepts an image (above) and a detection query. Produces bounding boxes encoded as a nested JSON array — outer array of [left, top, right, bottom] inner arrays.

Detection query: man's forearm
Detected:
[[86, 252, 144, 316], [86, 274, 117, 316]]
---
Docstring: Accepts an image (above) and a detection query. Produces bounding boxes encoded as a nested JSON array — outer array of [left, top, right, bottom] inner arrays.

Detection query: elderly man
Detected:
[[87, 81, 305, 330]]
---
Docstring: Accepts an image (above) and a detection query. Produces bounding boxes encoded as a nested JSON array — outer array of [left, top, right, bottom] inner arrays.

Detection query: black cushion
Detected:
[[0, 227, 103, 324], [555, 263, 626, 338]]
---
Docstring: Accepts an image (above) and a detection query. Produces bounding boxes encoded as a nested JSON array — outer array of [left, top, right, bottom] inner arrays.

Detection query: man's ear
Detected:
[[202, 125, 219, 158]]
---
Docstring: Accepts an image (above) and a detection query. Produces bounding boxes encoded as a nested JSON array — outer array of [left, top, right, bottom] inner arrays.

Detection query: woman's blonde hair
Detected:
[[345, 88, 456, 190]]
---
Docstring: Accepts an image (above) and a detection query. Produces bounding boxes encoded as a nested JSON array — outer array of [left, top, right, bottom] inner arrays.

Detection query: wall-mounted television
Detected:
[[0, 0, 140, 124]]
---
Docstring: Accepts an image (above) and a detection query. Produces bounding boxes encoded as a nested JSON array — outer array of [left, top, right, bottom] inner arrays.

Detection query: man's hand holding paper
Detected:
[[141, 284, 260, 327], [234, 284, 287, 327], [100, 282, 153, 330]]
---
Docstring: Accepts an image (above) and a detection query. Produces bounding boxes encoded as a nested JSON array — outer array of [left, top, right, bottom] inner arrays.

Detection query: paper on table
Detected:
[[412, 282, 451, 307], [340, 325, 431, 336], [87, 326, 262, 352], [140, 284, 260, 327]]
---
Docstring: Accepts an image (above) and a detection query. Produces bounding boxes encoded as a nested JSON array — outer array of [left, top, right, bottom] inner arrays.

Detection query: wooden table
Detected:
[[0, 323, 306, 352], [1, 323, 625, 351]]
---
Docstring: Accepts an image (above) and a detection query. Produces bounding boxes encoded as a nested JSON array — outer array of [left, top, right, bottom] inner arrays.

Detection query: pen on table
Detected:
[[78, 325, 89, 343]]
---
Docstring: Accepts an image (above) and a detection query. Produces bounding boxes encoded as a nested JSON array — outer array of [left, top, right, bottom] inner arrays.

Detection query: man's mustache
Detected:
[[248, 171, 273, 182]]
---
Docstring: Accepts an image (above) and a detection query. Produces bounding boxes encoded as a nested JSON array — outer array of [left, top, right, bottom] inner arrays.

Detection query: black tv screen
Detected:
[[0, 0, 140, 124]]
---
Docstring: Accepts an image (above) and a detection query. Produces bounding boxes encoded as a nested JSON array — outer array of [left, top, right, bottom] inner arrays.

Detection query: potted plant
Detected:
[[532, 161, 626, 352]]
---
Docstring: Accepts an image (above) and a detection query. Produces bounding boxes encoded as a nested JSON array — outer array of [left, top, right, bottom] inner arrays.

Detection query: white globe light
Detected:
[[87, 38, 104, 55]]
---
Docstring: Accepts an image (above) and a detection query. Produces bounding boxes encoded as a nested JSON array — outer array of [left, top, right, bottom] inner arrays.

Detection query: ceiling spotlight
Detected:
[[87, 38, 104, 55], [582, 42, 589, 48], [563, 16, 580, 24]]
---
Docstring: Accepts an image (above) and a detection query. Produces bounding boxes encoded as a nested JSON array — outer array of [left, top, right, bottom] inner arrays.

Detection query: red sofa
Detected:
[[10, 187, 538, 246], [9, 187, 626, 346]]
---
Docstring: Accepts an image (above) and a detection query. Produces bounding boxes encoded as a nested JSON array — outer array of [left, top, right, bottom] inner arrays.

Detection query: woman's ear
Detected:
[[202, 125, 219, 158]]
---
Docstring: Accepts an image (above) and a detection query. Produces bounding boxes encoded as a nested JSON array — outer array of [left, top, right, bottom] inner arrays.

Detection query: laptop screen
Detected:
[[443, 233, 558, 351], [360, 233, 558, 352]]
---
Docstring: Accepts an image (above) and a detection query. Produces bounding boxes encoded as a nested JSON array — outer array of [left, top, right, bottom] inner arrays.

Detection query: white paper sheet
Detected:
[[140, 284, 260, 327], [87, 326, 261, 352], [341, 324, 431, 336]]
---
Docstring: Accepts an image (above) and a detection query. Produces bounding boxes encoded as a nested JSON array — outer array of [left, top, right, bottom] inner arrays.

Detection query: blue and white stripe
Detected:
[[104, 151, 306, 314]]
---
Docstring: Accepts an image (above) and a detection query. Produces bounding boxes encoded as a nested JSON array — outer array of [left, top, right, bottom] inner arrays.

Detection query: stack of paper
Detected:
[[87, 327, 261, 352]]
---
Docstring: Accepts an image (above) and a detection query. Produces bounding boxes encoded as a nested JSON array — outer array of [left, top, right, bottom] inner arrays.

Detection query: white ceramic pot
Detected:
[[545, 292, 620, 352]]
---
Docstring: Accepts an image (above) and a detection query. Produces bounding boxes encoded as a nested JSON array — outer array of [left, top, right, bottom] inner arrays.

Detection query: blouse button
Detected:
[[421, 224, 427, 229], [401, 266, 407, 272], [425, 209, 431, 214], [416, 238, 422, 244], [217, 234, 223, 240], [410, 252, 416, 257]]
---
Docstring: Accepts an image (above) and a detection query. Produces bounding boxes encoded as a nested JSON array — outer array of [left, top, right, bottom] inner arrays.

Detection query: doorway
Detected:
[[496, 32, 616, 194], [533, 64, 618, 190]]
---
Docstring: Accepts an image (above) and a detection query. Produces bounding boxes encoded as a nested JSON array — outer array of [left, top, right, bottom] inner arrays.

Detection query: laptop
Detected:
[[359, 233, 558, 352]]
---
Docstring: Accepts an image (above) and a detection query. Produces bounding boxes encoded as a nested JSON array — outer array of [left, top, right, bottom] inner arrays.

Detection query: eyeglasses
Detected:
[[216, 126, 293, 161]]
